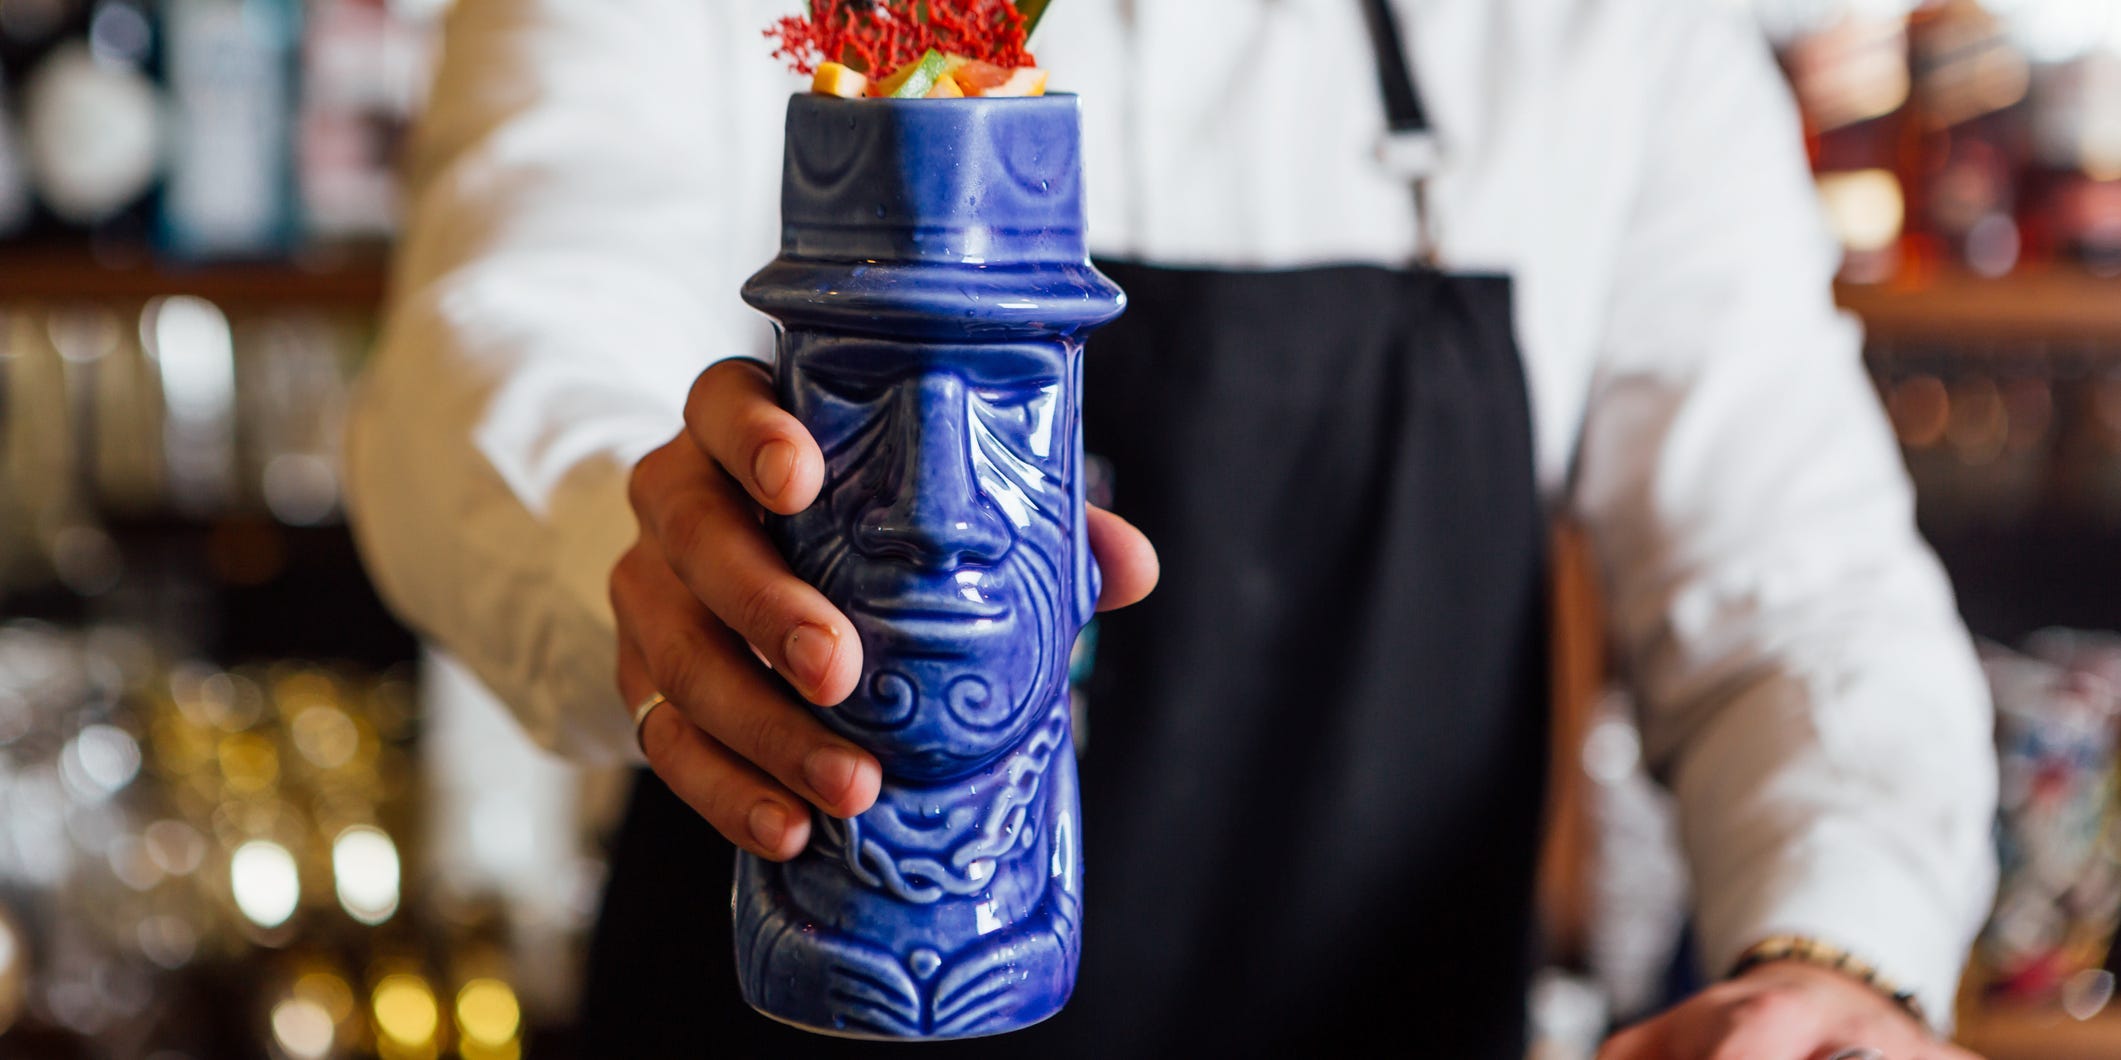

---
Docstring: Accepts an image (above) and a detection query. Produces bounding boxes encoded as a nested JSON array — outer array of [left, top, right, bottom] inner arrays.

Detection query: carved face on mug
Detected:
[[779, 338, 1091, 783]]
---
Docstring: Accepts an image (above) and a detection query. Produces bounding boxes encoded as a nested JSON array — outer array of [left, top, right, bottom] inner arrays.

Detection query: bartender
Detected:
[[346, 1, 1996, 1057]]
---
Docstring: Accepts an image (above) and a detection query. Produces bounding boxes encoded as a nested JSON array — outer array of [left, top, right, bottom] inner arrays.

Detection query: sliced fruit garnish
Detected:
[[952, 61, 1047, 97], [812, 61, 869, 98], [877, 48, 953, 98], [951, 60, 1011, 94]]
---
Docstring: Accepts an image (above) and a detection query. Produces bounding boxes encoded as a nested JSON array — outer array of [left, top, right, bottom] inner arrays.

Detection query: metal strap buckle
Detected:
[[1376, 129, 1441, 181]]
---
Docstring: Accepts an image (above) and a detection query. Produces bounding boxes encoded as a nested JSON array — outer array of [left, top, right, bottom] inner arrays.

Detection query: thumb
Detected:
[[1598, 1017, 1666, 1060], [1087, 505, 1158, 612]]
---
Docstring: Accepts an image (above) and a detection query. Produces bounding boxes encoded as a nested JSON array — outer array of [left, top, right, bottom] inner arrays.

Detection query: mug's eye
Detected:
[[974, 383, 1055, 410], [809, 370, 886, 404], [974, 387, 1031, 409]]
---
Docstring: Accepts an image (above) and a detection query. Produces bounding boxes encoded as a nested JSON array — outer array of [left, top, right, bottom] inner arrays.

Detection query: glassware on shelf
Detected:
[[0, 292, 379, 589], [1875, 346, 2059, 531], [2029, 50, 2121, 275], [1784, 9, 1918, 283], [12, 0, 164, 255], [0, 0, 442, 259], [0, 79, 37, 240], [157, 0, 301, 260], [299, 0, 443, 245], [237, 313, 354, 526], [1747, 0, 2121, 277], [1910, 0, 2031, 278], [2072, 364, 2121, 525], [140, 294, 238, 516], [1974, 637, 2121, 1016], [0, 621, 516, 1053], [0, 305, 125, 596]]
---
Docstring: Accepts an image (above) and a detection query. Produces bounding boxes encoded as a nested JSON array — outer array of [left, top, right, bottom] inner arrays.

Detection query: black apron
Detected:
[[578, 5, 1550, 1055]]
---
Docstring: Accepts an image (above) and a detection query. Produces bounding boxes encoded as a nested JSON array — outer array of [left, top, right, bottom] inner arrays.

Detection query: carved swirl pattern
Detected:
[[814, 702, 1067, 904], [943, 675, 1007, 732], [866, 670, 920, 728]]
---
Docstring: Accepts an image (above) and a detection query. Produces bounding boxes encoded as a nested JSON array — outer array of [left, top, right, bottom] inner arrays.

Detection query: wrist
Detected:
[[1729, 934, 1928, 1028]]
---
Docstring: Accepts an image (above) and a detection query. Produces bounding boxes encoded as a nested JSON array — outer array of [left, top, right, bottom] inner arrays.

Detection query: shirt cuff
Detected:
[[1692, 816, 1995, 1031]]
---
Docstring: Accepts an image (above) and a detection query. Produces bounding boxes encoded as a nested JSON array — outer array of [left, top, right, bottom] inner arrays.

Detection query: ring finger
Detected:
[[623, 635, 811, 860], [612, 544, 881, 822]]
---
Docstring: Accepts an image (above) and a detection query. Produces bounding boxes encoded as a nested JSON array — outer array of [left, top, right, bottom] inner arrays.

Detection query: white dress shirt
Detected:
[[344, 0, 1997, 1023]]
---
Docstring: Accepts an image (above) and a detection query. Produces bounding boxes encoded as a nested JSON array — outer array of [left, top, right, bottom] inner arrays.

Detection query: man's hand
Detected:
[[1598, 961, 1982, 1060], [610, 359, 1159, 862]]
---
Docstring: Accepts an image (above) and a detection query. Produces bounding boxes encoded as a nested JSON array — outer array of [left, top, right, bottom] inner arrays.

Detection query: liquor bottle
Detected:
[[0, 78, 35, 237], [299, 0, 442, 245], [6, 0, 164, 255], [157, 0, 302, 259], [2027, 49, 2121, 276]]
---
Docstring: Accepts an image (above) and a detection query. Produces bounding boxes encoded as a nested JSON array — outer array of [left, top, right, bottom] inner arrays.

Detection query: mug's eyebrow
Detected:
[[957, 346, 1064, 387], [800, 342, 1064, 387], [800, 340, 917, 380]]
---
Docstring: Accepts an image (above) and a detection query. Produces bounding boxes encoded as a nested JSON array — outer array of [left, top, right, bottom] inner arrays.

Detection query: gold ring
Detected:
[[631, 692, 669, 754]]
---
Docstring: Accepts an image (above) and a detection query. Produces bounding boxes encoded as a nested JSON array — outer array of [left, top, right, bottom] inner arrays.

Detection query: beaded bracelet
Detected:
[[1729, 934, 1927, 1027]]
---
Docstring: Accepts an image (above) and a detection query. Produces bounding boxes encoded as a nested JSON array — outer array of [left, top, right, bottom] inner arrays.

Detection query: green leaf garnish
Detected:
[[1018, 0, 1051, 36]]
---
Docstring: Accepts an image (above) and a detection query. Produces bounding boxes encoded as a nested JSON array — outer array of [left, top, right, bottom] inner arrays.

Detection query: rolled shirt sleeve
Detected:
[[344, 0, 788, 762], [1572, 9, 1998, 1026]]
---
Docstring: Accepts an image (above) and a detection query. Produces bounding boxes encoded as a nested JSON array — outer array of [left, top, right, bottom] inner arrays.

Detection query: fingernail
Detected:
[[805, 745, 861, 806], [752, 440, 796, 501], [749, 802, 790, 850], [784, 624, 837, 693]]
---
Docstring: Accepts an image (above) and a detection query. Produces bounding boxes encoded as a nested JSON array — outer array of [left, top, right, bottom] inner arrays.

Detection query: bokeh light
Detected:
[[294, 971, 356, 1023], [143, 819, 208, 876], [58, 723, 140, 800], [331, 826, 400, 925], [1818, 168, 1906, 254], [291, 705, 360, 769], [269, 996, 335, 1060], [230, 840, 300, 929], [455, 977, 521, 1047], [217, 732, 281, 794], [1888, 375, 1951, 449], [135, 915, 197, 970], [372, 973, 439, 1047]]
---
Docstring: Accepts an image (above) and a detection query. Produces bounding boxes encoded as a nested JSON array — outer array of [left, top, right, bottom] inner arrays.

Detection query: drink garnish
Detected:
[[770, 1, 1047, 100]]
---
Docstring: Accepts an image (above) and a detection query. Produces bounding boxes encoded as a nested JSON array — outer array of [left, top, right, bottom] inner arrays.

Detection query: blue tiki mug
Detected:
[[738, 94, 1125, 1039]]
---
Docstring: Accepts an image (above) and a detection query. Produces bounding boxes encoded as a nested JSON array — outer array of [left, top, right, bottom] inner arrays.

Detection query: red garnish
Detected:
[[768, 1, 1033, 77]]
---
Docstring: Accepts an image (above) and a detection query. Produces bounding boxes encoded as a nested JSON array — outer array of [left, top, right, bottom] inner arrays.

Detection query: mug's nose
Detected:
[[852, 372, 1015, 568]]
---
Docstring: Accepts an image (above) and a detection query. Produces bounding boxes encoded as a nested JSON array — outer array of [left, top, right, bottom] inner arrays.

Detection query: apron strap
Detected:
[[1359, 0, 1429, 135], [1357, 0, 1441, 259]]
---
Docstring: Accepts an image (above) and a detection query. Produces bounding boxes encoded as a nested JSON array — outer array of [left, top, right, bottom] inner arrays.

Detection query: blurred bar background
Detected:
[[2, 0, 2121, 1057], [0, 3, 619, 1058], [1537, 4, 2121, 1059]]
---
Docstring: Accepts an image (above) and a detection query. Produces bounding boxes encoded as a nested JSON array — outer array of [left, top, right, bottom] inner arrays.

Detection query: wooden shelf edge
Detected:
[[1, 248, 2112, 337], [0, 246, 390, 308], [1839, 267, 2121, 346]]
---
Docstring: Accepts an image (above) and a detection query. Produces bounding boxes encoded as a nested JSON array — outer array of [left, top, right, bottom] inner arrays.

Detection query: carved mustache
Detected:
[[788, 535, 1065, 739], [789, 534, 1065, 648]]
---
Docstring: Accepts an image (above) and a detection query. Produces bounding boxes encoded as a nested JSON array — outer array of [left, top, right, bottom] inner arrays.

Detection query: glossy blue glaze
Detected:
[[737, 94, 1124, 1040]]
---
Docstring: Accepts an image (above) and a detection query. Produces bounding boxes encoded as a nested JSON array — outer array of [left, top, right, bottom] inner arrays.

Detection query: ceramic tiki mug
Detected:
[[737, 93, 1125, 1039]]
